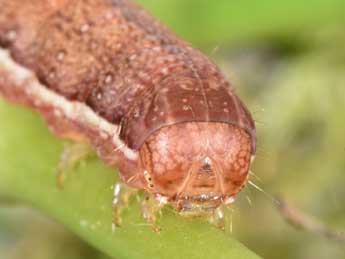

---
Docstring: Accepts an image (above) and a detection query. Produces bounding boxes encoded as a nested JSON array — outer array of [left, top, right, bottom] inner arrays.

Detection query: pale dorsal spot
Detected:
[[6, 30, 17, 41], [49, 72, 55, 79], [182, 98, 188, 103], [105, 74, 113, 84], [223, 108, 229, 113], [161, 87, 169, 93], [129, 54, 137, 61], [56, 51, 65, 61], [152, 46, 162, 52], [161, 67, 169, 75], [104, 11, 114, 20], [80, 23, 90, 33], [96, 92, 103, 100], [182, 105, 189, 111]]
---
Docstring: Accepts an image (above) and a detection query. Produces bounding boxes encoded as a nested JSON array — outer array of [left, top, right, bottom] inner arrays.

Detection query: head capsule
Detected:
[[138, 122, 253, 215]]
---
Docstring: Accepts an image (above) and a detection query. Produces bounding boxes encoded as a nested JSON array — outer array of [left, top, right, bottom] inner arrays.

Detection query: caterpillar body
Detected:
[[0, 0, 256, 225]]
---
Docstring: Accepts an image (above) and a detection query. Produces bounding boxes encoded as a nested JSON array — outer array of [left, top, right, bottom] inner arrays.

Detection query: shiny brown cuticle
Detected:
[[139, 122, 252, 214]]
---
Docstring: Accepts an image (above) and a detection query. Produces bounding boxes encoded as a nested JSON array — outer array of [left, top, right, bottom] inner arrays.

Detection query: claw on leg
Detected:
[[208, 206, 226, 230], [56, 141, 93, 189], [208, 203, 236, 232], [140, 193, 166, 232], [112, 183, 137, 227]]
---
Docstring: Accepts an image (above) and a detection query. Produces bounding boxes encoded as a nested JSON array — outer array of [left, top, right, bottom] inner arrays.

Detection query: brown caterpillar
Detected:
[[0, 0, 256, 228]]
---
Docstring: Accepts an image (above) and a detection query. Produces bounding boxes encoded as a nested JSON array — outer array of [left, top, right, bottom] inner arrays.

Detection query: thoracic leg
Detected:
[[208, 204, 236, 231], [112, 182, 138, 227], [112, 183, 166, 232], [56, 141, 94, 189], [140, 193, 166, 232]]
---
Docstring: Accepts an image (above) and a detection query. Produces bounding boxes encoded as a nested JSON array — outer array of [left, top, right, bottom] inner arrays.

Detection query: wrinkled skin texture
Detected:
[[0, 0, 256, 216]]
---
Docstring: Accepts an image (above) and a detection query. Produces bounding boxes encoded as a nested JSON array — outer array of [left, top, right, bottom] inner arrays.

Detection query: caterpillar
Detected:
[[0, 0, 256, 229]]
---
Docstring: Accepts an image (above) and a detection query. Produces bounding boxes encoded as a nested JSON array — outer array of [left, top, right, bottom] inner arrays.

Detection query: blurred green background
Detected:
[[1, 0, 345, 258]]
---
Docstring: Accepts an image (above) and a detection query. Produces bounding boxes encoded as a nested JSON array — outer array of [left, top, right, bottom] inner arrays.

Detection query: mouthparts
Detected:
[[173, 193, 235, 216]]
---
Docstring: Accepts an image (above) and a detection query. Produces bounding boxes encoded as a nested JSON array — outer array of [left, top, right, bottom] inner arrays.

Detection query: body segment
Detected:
[[0, 0, 256, 215]]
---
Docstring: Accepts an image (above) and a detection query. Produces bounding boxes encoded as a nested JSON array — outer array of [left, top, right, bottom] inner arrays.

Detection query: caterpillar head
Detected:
[[139, 122, 254, 215]]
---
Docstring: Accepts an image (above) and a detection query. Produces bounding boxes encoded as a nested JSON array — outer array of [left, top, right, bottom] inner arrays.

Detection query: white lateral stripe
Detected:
[[0, 48, 138, 160]]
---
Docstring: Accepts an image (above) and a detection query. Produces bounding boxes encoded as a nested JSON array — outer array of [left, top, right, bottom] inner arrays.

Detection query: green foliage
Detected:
[[138, 0, 345, 45]]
